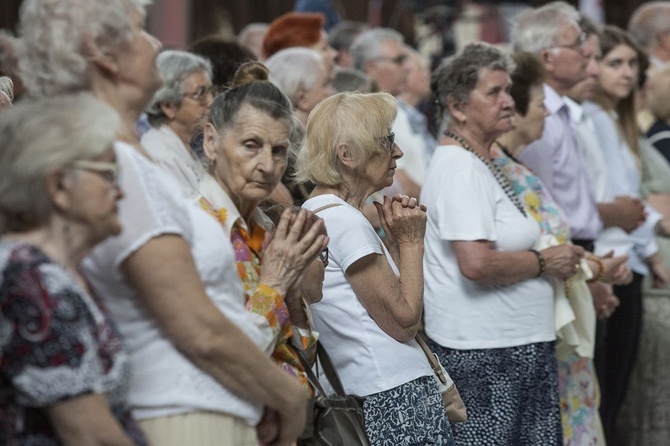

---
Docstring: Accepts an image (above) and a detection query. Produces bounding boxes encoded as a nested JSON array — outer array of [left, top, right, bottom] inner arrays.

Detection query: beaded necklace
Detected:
[[444, 130, 527, 217]]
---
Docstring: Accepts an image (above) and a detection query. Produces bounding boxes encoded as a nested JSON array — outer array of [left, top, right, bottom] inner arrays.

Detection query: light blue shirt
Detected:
[[519, 84, 603, 240]]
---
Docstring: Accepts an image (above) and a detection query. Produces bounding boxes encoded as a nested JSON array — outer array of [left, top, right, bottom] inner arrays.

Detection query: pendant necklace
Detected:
[[444, 130, 527, 217]]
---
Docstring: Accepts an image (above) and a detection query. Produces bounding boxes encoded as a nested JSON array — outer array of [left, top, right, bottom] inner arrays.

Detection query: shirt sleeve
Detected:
[[434, 158, 498, 242], [86, 143, 192, 276], [1, 262, 105, 407]]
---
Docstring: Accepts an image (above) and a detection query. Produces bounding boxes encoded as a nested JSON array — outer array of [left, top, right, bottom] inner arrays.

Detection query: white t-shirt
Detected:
[[393, 102, 429, 187], [302, 194, 433, 397], [141, 124, 205, 199], [82, 141, 264, 424], [421, 146, 555, 350]]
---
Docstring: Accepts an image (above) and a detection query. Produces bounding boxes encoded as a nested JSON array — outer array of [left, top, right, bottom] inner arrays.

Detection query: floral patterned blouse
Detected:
[[0, 242, 146, 445], [492, 144, 571, 242], [197, 175, 317, 394]]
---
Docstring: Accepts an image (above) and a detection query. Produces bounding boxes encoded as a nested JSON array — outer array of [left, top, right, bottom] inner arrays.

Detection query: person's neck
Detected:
[[545, 78, 569, 97], [442, 124, 496, 159], [3, 218, 91, 272], [397, 91, 423, 108], [594, 90, 617, 112], [311, 183, 371, 211], [495, 131, 527, 158], [90, 73, 151, 157], [168, 121, 196, 148], [650, 47, 670, 65]]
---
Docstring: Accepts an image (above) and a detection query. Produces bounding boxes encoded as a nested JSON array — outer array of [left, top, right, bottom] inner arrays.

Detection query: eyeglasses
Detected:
[[376, 132, 395, 151], [372, 54, 407, 66], [552, 31, 587, 56], [70, 160, 120, 184], [318, 247, 329, 267], [182, 85, 216, 103]]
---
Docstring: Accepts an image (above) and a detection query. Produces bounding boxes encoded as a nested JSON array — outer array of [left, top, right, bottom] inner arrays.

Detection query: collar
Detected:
[[198, 173, 274, 235], [543, 83, 568, 115], [564, 97, 584, 123]]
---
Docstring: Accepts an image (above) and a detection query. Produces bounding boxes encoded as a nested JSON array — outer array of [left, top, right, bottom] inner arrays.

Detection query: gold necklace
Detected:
[[444, 130, 527, 217]]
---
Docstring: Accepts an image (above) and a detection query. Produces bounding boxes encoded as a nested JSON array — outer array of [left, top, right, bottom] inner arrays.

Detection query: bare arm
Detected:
[[345, 195, 426, 342], [121, 234, 307, 446], [453, 240, 584, 286], [46, 394, 134, 446], [597, 196, 646, 233]]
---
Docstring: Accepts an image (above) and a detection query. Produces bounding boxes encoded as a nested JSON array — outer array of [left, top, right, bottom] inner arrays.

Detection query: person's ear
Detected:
[[203, 123, 219, 162], [83, 35, 118, 76], [336, 143, 356, 169], [448, 98, 467, 125], [294, 86, 309, 112], [46, 170, 73, 213], [539, 48, 556, 73], [160, 102, 178, 120]]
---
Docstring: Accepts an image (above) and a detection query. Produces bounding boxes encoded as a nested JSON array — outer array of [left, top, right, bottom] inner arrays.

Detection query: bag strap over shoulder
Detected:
[[291, 342, 348, 397], [415, 333, 447, 384], [311, 202, 342, 214]]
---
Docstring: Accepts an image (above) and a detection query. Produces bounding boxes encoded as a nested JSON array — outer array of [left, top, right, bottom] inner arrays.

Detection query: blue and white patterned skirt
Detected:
[[427, 339, 562, 446], [363, 375, 454, 446]]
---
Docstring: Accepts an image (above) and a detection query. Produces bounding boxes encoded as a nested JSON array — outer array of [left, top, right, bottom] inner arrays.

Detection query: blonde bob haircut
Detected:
[[295, 91, 397, 186]]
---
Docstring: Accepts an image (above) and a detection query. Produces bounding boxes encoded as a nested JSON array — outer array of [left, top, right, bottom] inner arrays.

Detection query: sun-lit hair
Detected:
[[0, 0, 150, 98], [295, 92, 397, 186]]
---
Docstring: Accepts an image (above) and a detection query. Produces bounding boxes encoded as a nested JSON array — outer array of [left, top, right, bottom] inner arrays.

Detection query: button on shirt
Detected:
[[519, 84, 603, 240]]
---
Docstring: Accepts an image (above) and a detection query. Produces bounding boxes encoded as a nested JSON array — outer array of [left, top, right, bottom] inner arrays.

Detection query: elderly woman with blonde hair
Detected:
[[298, 91, 454, 445]]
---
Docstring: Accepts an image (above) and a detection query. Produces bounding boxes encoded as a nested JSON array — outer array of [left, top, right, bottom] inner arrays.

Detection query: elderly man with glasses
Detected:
[[512, 1, 603, 251]]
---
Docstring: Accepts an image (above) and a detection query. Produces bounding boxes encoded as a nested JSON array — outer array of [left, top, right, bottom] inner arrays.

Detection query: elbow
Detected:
[[459, 261, 488, 282], [384, 318, 421, 342]]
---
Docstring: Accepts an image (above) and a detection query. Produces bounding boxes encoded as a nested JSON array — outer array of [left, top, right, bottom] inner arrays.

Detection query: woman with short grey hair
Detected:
[[0, 93, 145, 445], [423, 42, 583, 445], [265, 47, 334, 128], [142, 50, 214, 196]]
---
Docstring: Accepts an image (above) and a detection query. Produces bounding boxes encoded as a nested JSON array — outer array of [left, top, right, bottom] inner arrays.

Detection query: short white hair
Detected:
[[6, 0, 151, 98], [512, 1, 580, 54], [628, 2, 670, 49], [350, 28, 404, 71], [0, 93, 120, 230], [266, 48, 325, 106]]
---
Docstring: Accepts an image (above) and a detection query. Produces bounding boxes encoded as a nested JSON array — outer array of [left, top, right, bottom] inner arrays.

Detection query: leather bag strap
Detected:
[[415, 333, 447, 384]]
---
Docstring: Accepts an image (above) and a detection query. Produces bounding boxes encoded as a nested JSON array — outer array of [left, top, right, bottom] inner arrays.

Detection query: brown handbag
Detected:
[[415, 334, 468, 423]]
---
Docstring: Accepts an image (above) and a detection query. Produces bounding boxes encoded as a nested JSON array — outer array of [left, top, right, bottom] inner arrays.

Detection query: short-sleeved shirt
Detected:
[[302, 194, 433, 397], [422, 145, 555, 350], [82, 142, 265, 424], [0, 242, 146, 445]]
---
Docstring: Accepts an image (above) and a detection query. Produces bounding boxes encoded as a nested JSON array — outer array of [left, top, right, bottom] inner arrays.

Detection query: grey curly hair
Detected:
[[431, 42, 514, 132], [2, 0, 150, 98]]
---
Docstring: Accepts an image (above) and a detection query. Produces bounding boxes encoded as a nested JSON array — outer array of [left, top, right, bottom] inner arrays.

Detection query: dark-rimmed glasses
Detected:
[[372, 54, 407, 66], [182, 85, 216, 103], [318, 247, 329, 267], [552, 31, 587, 56], [70, 160, 120, 184], [376, 132, 395, 151]]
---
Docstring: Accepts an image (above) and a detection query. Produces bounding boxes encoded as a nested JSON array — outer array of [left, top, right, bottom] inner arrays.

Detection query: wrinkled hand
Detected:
[[655, 218, 670, 237], [649, 255, 670, 288], [541, 245, 584, 279], [613, 195, 646, 233], [590, 282, 620, 319], [260, 209, 328, 297], [257, 389, 309, 446], [597, 252, 632, 285], [373, 194, 427, 247]]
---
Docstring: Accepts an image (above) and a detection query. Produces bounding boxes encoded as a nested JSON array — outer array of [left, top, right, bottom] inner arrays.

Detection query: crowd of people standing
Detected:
[[2, 1, 670, 445]]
